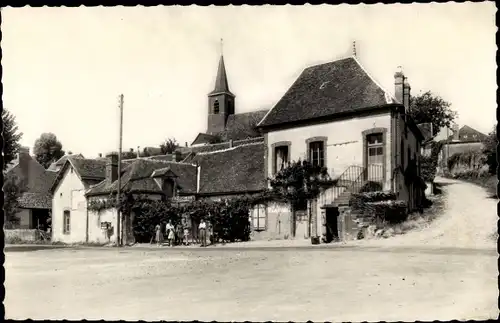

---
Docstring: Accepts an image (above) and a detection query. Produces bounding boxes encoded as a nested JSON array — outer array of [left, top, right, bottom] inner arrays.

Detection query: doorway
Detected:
[[324, 207, 339, 243]]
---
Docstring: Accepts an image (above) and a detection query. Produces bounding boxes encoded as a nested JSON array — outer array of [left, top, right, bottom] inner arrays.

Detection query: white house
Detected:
[[256, 55, 425, 241], [50, 156, 108, 243]]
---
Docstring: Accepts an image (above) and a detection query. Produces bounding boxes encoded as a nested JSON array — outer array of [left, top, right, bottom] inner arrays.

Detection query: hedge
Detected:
[[131, 198, 252, 244], [365, 200, 409, 224], [350, 191, 397, 211], [350, 191, 407, 224]]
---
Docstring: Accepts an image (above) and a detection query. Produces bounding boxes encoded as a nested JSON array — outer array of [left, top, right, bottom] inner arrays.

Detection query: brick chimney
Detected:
[[394, 67, 404, 104], [403, 77, 411, 113], [18, 146, 31, 183], [105, 152, 118, 182]]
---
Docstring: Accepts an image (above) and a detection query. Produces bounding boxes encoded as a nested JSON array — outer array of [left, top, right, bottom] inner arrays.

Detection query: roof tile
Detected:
[[258, 57, 390, 128]]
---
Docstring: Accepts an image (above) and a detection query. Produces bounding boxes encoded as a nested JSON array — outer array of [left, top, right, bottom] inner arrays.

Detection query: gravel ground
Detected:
[[5, 177, 498, 321]]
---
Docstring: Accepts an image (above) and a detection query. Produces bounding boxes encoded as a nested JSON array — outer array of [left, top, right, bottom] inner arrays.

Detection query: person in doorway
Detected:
[[154, 223, 163, 247], [166, 220, 175, 247], [199, 219, 207, 247]]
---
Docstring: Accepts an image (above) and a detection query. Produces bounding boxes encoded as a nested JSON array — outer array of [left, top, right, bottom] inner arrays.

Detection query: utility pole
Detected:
[[117, 94, 124, 247]]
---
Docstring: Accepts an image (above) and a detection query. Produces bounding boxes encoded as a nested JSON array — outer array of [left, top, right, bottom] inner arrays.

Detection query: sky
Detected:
[[2, 3, 497, 157]]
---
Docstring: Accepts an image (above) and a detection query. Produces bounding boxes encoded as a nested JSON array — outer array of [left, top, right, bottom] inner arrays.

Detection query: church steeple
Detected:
[[210, 55, 232, 95], [207, 39, 236, 135]]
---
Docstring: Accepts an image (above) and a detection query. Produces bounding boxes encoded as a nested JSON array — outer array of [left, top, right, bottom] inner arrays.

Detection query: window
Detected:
[[63, 210, 71, 234], [367, 133, 384, 165], [213, 100, 220, 114], [252, 205, 266, 231], [309, 141, 325, 167], [274, 146, 289, 173]]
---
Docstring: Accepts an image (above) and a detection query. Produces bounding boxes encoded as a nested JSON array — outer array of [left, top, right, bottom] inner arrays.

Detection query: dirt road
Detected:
[[354, 176, 497, 249], [5, 177, 497, 321]]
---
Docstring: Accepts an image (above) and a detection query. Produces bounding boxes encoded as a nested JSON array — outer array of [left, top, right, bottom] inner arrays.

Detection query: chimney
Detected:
[[137, 146, 140, 159], [403, 77, 411, 112], [18, 146, 31, 182], [98, 153, 103, 158], [174, 151, 182, 162], [185, 142, 188, 147], [394, 67, 404, 104], [105, 152, 118, 182], [452, 124, 460, 141]]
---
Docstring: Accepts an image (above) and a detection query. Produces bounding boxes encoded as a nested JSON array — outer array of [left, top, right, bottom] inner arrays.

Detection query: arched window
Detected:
[[213, 100, 220, 114]]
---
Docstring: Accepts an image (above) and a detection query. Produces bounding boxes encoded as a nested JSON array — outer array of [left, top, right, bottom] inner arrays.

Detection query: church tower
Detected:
[[207, 49, 235, 135]]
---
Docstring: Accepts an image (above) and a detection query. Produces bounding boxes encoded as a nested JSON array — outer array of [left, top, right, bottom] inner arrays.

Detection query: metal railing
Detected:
[[336, 164, 384, 194]]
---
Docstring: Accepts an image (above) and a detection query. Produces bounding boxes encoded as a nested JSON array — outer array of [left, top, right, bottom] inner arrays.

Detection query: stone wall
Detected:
[[5, 229, 39, 242]]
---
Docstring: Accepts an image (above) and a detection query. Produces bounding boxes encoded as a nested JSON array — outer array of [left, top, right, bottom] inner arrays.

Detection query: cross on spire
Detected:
[[220, 38, 224, 56], [352, 41, 357, 57]]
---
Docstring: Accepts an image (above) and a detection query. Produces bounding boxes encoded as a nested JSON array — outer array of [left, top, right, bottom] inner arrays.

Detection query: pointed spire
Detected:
[[210, 39, 233, 96]]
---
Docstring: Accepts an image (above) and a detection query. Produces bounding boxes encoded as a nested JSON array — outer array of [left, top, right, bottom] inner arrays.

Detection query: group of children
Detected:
[[153, 219, 208, 247]]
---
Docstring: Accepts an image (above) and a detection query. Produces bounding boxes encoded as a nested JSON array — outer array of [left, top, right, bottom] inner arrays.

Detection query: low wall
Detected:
[[5, 229, 39, 242]]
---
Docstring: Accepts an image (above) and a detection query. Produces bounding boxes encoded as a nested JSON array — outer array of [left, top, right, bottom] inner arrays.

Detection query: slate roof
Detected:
[[209, 55, 234, 97], [86, 159, 197, 196], [179, 137, 265, 163], [191, 133, 219, 146], [192, 143, 267, 195], [447, 125, 487, 143], [51, 157, 108, 192], [218, 110, 268, 141], [258, 56, 394, 128], [48, 153, 84, 171], [5, 153, 58, 209]]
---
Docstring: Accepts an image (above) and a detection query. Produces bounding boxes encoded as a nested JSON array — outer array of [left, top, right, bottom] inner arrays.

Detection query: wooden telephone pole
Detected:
[[117, 94, 124, 247]]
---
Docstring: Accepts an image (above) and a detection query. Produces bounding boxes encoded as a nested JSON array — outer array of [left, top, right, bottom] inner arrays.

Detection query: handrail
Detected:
[[335, 164, 384, 194]]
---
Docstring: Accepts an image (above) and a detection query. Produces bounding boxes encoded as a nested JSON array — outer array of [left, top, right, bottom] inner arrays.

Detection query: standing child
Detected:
[[199, 219, 207, 247], [166, 220, 175, 247]]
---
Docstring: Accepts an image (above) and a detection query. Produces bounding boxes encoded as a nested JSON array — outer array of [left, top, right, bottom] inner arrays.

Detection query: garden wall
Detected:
[[5, 229, 38, 242]]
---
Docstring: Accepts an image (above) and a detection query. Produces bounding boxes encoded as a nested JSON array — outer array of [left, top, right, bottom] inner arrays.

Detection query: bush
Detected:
[[131, 198, 251, 244], [359, 181, 383, 193], [350, 191, 397, 211], [365, 200, 409, 224]]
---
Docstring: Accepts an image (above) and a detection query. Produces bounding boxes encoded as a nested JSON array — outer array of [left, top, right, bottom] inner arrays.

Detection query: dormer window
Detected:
[[213, 100, 220, 114]]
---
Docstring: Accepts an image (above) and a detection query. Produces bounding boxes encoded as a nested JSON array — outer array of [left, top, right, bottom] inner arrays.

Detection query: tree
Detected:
[[482, 125, 497, 174], [409, 91, 457, 135], [160, 138, 179, 154], [3, 174, 26, 228], [2, 109, 23, 170], [33, 133, 65, 169]]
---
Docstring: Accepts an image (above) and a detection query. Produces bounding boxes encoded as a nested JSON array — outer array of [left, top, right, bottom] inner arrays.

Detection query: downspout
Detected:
[[85, 196, 89, 243]]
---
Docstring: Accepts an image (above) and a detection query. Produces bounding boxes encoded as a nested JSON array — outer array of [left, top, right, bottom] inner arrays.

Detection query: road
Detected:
[[5, 177, 498, 321]]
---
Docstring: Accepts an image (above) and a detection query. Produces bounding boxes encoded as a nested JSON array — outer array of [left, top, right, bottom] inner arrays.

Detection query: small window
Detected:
[[213, 100, 220, 114], [274, 146, 289, 173], [252, 205, 266, 231], [63, 211, 71, 235], [309, 141, 325, 167]]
